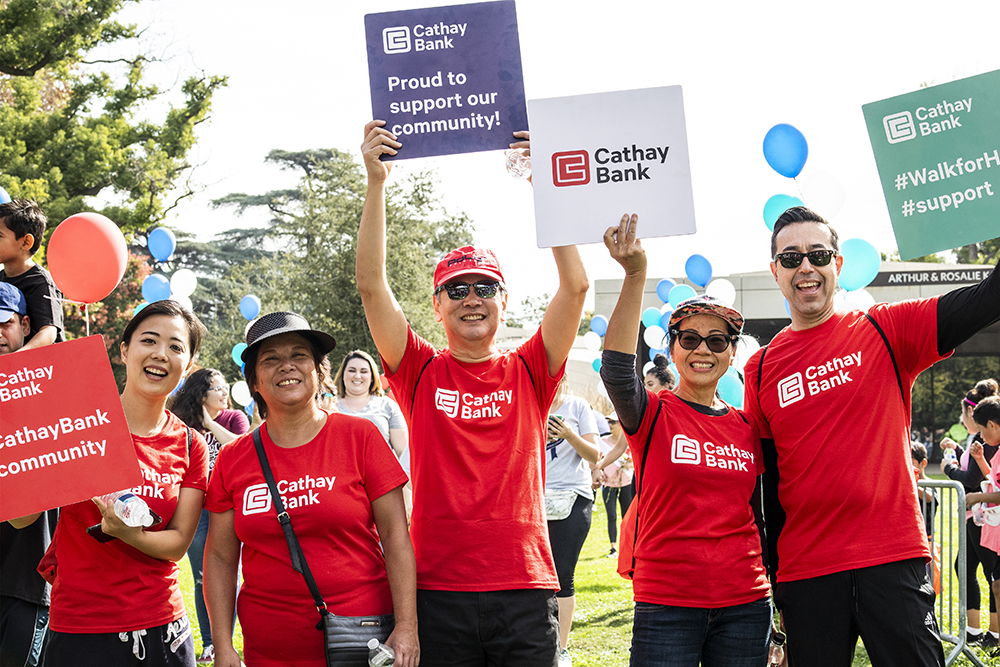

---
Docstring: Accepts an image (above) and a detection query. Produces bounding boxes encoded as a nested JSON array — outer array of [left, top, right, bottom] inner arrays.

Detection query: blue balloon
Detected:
[[148, 227, 177, 262], [641, 307, 662, 328], [655, 278, 677, 303], [717, 373, 744, 408], [763, 194, 804, 231], [784, 299, 791, 318], [232, 343, 248, 366], [838, 238, 880, 291], [0, 186, 11, 204], [239, 294, 261, 320], [170, 377, 185, 396], [591, 358, 602, 373], [590, 314, 608, 337], [659, 310, 673, 330], [245, 400, 254, 417], [240, 362, 246, 376], [763, 124, 809, 178], [649, 347, 667, 362], [684, 254, 712, 287], [141, 274, 171, 302], [668, 284, 697, 309]]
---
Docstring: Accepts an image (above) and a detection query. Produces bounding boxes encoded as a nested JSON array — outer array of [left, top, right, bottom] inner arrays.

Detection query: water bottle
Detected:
[[100, 491, 154, 528], [367, 638, 395, 666], [768, 630, 786, 666], [943, 449, 957, 464], [504, 148, 531, 179]]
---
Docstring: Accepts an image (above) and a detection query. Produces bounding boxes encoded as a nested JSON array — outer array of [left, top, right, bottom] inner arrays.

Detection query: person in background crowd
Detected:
[[644, 354, 675, 393], [942, 379, 1000, 647], [595, 413, 634, 559], [169, 368, 251, 664], [334, 349, 407, 457]]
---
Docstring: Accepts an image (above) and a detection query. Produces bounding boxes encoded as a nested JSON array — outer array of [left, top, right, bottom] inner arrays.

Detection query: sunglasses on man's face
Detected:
[[774, 249, 838, 269], [434, 281, 503, 301], [671, 330, 737, 353]]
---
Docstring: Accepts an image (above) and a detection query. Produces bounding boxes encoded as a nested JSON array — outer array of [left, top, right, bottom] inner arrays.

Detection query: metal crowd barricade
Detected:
[[919, 479, 986, 667]]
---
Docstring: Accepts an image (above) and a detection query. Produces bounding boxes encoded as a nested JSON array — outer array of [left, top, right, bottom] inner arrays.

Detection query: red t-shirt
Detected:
[[743, 301, 948, 582], [620, 391, 769, 607], [384, 327, 562, 591], [206, 414, 407, 667], [45, 412, 208, 632]]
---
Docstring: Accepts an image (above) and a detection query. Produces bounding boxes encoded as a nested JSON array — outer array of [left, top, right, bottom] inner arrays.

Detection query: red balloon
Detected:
[[47, 212, 128, 303]]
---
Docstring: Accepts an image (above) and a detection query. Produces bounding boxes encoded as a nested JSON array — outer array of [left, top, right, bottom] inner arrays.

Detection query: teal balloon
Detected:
[[763, 124, 808, 178], [132, 302, 148, 317], [232, 343, 248, 366], [590, 314, 608, 337], [656, 278, 676, 303], [717, 373, 744, 408], [838, 238, 880, 291], [763, 194, 804, 231], [591, 358, 602, 373], [668, 284, 697, 309], [0, 186, 10, 204], [641, 307, 662, 328], [685, 254, 712, 287]]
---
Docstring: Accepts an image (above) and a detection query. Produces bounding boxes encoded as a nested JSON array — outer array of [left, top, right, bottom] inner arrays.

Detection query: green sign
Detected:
[[862, 70, 1000, 260]]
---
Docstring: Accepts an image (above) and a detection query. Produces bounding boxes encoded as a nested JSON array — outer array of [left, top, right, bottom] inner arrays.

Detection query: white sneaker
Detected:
[[558, 648, 572, 667]]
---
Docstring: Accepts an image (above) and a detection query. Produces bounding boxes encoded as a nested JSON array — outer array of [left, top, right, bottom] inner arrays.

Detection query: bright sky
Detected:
[[113, 0, 1000, 314]]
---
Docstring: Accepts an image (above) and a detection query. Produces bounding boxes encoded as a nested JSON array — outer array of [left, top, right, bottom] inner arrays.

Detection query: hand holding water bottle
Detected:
[[506, 130, 532, 182], [93, 490, 153, 540]]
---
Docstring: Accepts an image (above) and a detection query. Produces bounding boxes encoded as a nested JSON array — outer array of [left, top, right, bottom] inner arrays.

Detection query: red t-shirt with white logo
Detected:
[[206, 414, 407, 666], [384, 327, 562, 591], [46, 412, 208, 632], [743, 301, 948, 582], [621, 391, 769, 607]]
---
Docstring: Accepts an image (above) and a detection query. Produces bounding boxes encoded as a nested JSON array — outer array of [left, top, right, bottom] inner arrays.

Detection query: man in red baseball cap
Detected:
[[357, 120, 588, 667]]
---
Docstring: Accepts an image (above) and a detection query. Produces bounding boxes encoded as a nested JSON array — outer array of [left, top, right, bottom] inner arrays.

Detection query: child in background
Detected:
[[0, 200, 64, 350]]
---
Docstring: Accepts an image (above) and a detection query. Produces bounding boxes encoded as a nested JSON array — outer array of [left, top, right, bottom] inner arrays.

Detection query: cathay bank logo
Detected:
[[671, 435, 701, 465], [243, 483, 271, 515], [778, 373, 805, 407], [435, 388, 460, 417], [383, 26, 411, 54], [883, 112, 916, 144]]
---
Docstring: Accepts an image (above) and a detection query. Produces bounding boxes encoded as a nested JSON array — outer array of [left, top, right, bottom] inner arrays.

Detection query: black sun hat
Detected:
[[242, 311, 337, 363]]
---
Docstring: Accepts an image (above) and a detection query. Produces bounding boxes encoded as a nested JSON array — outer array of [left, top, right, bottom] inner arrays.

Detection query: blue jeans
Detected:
[[630, 597, 771, 667], [186, 509, 211, 647]]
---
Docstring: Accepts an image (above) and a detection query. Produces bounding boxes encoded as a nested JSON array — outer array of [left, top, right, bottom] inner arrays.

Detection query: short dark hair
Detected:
[[242, 334, 332, 419], [910, 442, 927, 463], [770, 206, 840, 259], [0, 199, 48, 255], [120, 300, 206, 356], [646, 354, 676, 389], [170, 368, 226, 432], [974, 396, 1000, 430]]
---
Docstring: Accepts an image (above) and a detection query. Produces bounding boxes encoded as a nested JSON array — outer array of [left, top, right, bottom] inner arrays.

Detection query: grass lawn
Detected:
[[177, 477, 999, 666]]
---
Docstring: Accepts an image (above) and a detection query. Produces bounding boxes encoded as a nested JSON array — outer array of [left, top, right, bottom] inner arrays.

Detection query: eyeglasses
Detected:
[[774, 249, 838, 269], [208, 384, 229, 394], [671, 329, 737, 353], [434, 280, 503, 301]]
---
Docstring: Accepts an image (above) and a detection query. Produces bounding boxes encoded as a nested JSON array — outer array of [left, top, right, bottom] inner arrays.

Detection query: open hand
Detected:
[[603, 214, 645, 275]]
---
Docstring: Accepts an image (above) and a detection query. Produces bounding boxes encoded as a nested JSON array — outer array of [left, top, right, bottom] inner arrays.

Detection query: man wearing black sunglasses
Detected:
[[356, 121, 589, 667], [744, 206, 1000, 667]]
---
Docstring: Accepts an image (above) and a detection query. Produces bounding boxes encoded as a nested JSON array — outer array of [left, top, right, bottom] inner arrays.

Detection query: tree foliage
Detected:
[[0, 0, 226, 240]]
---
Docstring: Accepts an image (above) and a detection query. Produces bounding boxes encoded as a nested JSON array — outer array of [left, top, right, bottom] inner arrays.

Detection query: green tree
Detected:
[[956, 238, 1000, 265], [0, 0, 226, 239]]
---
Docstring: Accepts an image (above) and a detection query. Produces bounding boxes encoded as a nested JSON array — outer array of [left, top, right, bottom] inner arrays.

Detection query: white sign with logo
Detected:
[[527, 86, 696, 248]]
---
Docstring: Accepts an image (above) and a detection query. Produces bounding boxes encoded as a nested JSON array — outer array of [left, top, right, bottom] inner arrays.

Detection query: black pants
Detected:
[[602, 484, 635, 544], [962, 518, 997, 613], [774, 558, 945, 667], [0, 596, 48, 667], [547, 494, 592, 598], [44, 616, 194, 667]]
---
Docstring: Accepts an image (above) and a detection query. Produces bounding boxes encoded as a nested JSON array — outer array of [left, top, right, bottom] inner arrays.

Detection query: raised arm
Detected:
[[937, 260, 999, 354], [357, 120, 410, 373], [539, 244, 589, 376]]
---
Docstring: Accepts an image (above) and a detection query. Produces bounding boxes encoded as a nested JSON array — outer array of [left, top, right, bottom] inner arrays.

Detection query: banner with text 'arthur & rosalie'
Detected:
[[0, 336, 140, 521], [528, 86, 696, 248], [862, 69, 1000, 260], [365, 0, 526, 160]]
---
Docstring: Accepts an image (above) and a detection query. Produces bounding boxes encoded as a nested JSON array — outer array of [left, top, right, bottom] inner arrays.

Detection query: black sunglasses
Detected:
[[774, 249, 838, 269], [671, 329, 738, 353], [434, 280, 503, 301]]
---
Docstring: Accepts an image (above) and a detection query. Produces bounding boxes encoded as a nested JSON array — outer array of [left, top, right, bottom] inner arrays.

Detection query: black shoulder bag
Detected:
[[252, 428, 394, 667]]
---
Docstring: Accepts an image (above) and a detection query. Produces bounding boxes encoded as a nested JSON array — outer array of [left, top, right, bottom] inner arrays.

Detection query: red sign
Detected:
[[0, 336, 141, 521]]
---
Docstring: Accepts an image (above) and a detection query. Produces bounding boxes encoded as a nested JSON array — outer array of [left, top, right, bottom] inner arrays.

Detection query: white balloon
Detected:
[[659, 303, 673, 315], [705, 279, 737, 307], [170, 294, 193, 311], [642, 361, 656, 376], [244, 317, 259, 338], [643, 325, 667, 349], [802, 170, 846, 218], [583, 331, 602, 352], [733, 335, 762, 372], [231, 380, 252, 406], [843, 288, 876, 312], [596, 381, 609, 398], [170, 268, 198, 297]]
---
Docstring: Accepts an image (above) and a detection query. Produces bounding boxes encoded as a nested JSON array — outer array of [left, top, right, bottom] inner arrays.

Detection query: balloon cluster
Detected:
[[137, 228, 199, 310], [761, 124, 844, 229]]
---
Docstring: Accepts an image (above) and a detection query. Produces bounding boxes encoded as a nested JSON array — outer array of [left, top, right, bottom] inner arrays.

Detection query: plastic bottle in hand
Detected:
[[504, 148, 531, 179], [100, 491, 154, 528], [943, 449, 957, 465], [367, 638, 395, 666]]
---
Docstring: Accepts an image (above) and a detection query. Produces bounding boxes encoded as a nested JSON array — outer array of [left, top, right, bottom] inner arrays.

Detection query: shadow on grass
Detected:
[[576, 582, 620, 595]]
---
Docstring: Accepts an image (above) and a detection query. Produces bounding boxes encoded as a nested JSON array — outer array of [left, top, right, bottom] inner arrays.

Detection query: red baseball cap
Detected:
[[434, 246, 505, 288]]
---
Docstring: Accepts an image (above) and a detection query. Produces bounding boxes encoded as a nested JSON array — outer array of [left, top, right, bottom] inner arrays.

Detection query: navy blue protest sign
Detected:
[[365, 1, 526, 160]]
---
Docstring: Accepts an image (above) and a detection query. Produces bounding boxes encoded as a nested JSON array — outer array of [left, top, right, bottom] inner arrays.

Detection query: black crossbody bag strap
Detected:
[[252, 428, 329, 618], [628, 399, 663, 578]]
